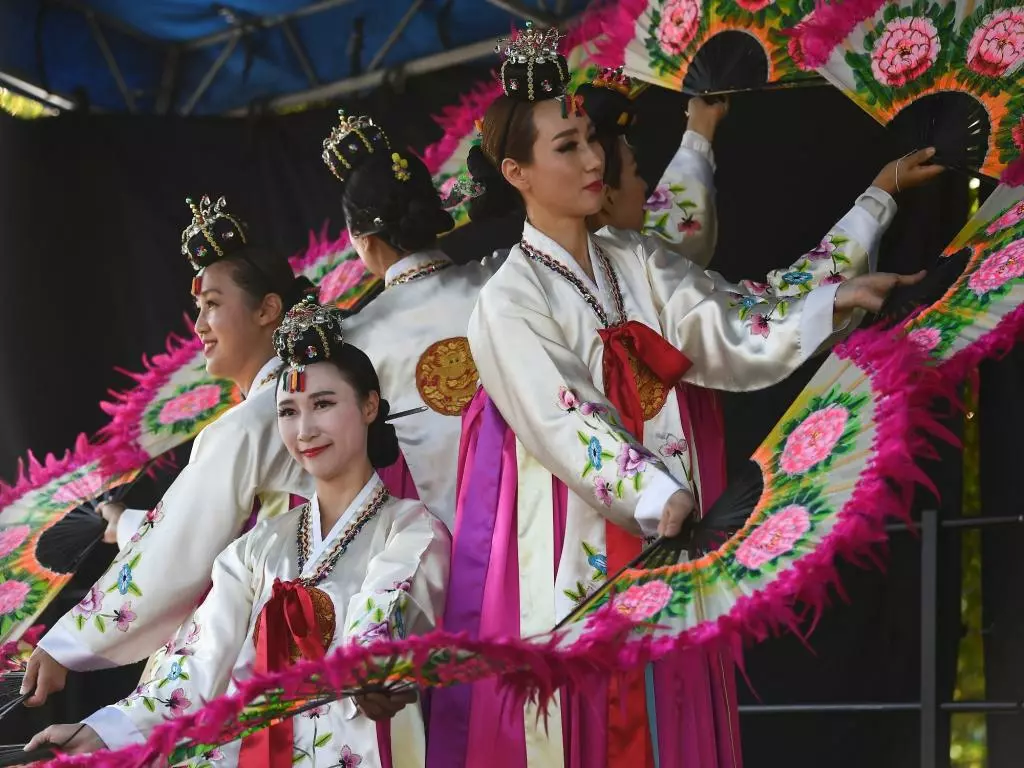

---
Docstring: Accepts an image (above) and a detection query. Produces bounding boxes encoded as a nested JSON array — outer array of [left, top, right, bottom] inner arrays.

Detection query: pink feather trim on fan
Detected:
[[593, 0, 649, 69], [788, 0, 888, 70], [0, 433, 100, 510], [1001, 156, 1024, 188], [36, 325, 960, 768], [288, 223, 350, 274]]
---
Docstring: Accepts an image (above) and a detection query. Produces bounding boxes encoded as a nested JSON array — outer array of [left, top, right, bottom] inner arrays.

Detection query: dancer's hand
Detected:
[[25, 723, 105, 754], [98, 501, 126, 544], [873, 148, 944, 195], [834, 271, 927, 314], [21, 648, 68, 706], [659, 489, 695, 538], [354, 689, 418, 721], [685, 97, 729, 142]]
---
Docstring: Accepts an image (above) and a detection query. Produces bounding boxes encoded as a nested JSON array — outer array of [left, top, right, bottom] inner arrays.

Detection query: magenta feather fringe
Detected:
[[37, 325, 956, 768], [1000, 156, 1024, 188], [788, 0, 887, 70], [592, 0, 648, 69], [288, 223, 350, 274], [0, 434, 102, 510]]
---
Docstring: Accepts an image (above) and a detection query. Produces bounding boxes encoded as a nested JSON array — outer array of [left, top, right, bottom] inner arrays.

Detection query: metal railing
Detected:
[[737, 509, 1024, 768]]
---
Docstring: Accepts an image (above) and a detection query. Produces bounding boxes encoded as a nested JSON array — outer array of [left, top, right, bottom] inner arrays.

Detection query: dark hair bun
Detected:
[[466, 144, 522, 222], [287, 276, 319, 308], [367, 397, 400, 469]]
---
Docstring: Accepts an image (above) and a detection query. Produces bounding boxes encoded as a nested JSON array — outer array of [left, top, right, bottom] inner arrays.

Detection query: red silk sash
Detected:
[[597, 320, 691, 767]]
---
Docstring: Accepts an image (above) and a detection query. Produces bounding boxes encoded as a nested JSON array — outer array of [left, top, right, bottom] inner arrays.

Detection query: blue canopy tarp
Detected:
[[0, 0, 589, 115]]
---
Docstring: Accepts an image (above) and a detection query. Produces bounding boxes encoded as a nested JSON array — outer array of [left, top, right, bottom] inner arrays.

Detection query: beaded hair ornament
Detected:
[[576, 66, 638, 136], [181, 195, 249, 295], [272, 297, 345, 393], [322, 111, 411, 184]]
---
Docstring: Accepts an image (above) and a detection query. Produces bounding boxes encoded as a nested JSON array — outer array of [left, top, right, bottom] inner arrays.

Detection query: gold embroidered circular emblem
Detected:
[[252, 585, 336, 662], [415, 336, 480, 416], [625, 345, 669, 421]]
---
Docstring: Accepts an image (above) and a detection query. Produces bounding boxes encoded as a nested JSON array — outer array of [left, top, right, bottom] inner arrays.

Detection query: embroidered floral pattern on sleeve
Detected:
[[347, 586, 411, 645], [559, 386, 671, 507], [642, 182, 703, 243]]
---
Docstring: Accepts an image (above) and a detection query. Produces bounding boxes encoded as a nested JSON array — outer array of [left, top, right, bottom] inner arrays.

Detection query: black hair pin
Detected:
[[384, 406, 427, 422]]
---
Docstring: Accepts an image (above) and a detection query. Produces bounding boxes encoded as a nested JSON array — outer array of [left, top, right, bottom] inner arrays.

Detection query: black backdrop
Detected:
[[2, 64, 1020, 766]]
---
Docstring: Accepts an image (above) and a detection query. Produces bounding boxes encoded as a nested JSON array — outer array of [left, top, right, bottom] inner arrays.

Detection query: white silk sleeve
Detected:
[[343, 507, 451, 645], [469, 294, 687, 532], [84, 532, 257, 750], [640, 131, 718, 267], [38, 419, 262, 671], [115, 508, 147, 551]]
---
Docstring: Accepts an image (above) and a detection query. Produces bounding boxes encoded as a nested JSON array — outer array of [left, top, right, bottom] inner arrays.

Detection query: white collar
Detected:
[[305, 473, 382, 572], [520, 220, 618, 322], [383, 249, 453, 288], [243, 357, 282, 402]]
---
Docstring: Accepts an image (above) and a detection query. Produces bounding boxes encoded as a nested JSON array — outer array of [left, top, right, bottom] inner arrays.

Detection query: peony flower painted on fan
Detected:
[[735, 0, 774, 12], [656, 0, 701, 57], [779, 404, 849, 475], [73, 585, 104, 618], [967, 240, 1024, 295], [0, 525, 29, 559], [52, 470, 104, 504], [870, 17, 941, 87], [0, 580, 29, 615], [438, 176, 460, 198], [965, 7, 1024, 78], [158, 384, 221, 426], [735, 504, 811, 570], [318, 259, 366, 304], [985, 201, 1024, 235], [907, 326, 943, 353], [612, 579, 673, 622], [644, 185, 673, 212]]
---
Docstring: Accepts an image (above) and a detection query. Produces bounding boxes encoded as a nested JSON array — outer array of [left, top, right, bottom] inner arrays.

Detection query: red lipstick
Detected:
[[300, 446, 328, 459], [585, 180, 603, 193]]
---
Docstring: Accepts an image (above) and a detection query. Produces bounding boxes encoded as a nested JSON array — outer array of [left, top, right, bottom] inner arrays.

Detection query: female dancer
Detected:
[[431, 23, 932, 768], [572, 67, 941, 767], [29, 298, 451, 766], [322, 113, 501, 528], [22, 196, 316, 709]]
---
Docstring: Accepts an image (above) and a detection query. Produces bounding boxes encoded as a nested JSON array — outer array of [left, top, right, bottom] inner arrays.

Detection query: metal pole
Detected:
[[85, 10, 136, 113], [281, 20, 319, 86], [484, 0, 558, 25], [180, 34, 240, 116], [366, 0, 425, 73], [920, 509, 939, 768], [182, 0, 361, 51], [0, 70, 76, 111], [155, 47, 181, 115]]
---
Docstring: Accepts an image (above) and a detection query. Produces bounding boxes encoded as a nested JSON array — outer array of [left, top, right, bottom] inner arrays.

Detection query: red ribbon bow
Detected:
[[239, 579, 328, 768], [597, 320, 690, 768]]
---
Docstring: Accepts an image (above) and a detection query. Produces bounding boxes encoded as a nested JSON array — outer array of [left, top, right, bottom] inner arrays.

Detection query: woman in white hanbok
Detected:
[[321, 113, 501, 529], [429, 24, 937, 768], [23, 196, 316, 709], [29, 298, 451, 768]]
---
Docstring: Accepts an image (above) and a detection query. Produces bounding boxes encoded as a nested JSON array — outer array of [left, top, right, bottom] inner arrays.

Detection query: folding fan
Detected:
[[596, 0, 823, 96], [788, 0, 1024, 182], [0, 438, 147, 648]]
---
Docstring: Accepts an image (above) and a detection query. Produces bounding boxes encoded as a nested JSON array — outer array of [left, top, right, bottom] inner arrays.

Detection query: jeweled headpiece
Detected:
[[181, 195, 248, 272], [321, 111, 392, 183], [272, 297, 346, 392], [577, 67, 637, 136], [496, 21, 569, 102]]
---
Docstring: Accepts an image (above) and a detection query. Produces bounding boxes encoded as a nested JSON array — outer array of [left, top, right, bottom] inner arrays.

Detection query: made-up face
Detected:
[[275, 361, 377, 482], [193, 260, 272, 381], [605, 138, 648, 232], [502, 99, 606, 221]]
